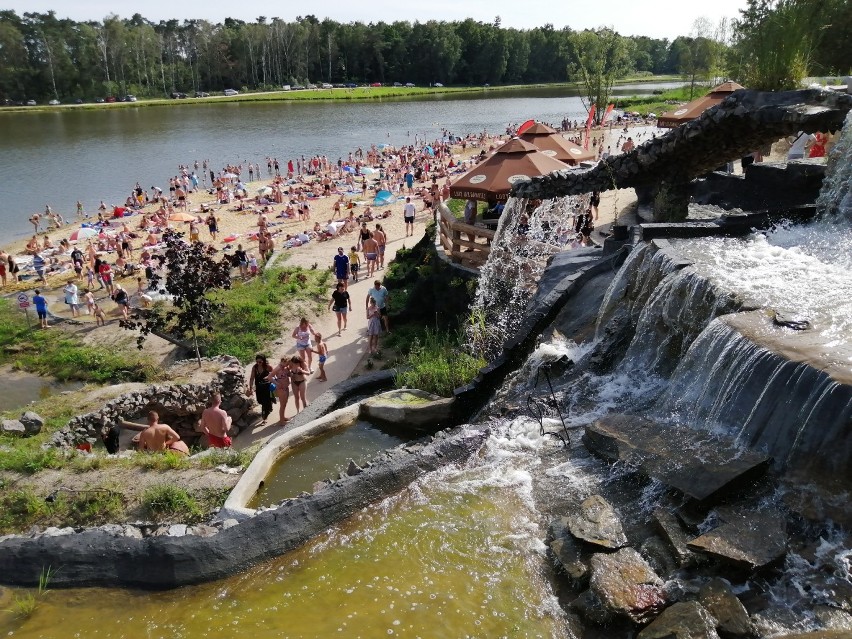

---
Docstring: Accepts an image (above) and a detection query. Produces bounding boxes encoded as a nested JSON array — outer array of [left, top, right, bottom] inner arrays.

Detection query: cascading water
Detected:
[[816, 111, 852, 218], [468, 194, 589, 359]]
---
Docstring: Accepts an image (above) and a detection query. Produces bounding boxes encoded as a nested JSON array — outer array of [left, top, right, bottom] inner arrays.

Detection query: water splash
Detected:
[[468, 194, 589, 359], [816, 111, 852, 219]]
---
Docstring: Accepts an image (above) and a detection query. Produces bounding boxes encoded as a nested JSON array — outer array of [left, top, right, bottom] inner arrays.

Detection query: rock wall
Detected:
[[0, 426, 489, 589], [48, 356, 259, 448]]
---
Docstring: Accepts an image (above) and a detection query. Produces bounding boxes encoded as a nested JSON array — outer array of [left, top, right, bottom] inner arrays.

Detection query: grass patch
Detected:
[[203, 266, 331, 362], [132, 451, 189, 471], [0, 300, 159, 383], [0, 487, 126, 534], [394, 329, 485, 397], [141, 484, 227, 523], [617, 84, 697, 115], [195, 446, 255, 469], [0, 446, 65, 474]]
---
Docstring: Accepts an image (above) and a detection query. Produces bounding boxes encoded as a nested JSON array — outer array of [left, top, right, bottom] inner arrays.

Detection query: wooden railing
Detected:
[[437, 202, 495, 269]]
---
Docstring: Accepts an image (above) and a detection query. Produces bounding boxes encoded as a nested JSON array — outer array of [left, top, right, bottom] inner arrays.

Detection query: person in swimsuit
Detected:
[[362, 232, 378, 277], [288, 355, 311, 413], [247, 353, 274, 420], [312, 333, 329, 382], [123, 411, 189, 456], [270, 357, 291, 425], [199, 392, 232, 448], [374, 224, 387, 269], [292, 317, 317, 372], [366, 298, 382, 354], [358, 222, 371, 251]]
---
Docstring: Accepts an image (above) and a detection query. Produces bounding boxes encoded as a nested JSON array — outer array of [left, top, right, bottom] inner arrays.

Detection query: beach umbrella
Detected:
[[373, 190, 396, 206], [168, 212, 196, 222], [360, 167, 378, 175], [657, 81, 745, 128], [222, 172, 239, 179], [69, 227, 99, 241], [424, 145, 435, 157], [257, 186, 273, 196], [449, 137, 569, 202], [518, 121, 596, 165], [343, 166, 356, 174]]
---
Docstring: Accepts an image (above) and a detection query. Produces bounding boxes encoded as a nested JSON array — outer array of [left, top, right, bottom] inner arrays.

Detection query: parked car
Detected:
[[96, 97, 106, 103], [74, 98, 83, 104], [170, 92, 187, 99], [223, 88, 239, 96], [48, 99, 60, 105], [194, 91, 209, 98], [405, 82, 415, 88], [333, 83, 345, 88], [393, 82, 402, 87], [345, 83, 357, 89], [106, 96, 117, 102], [291, 85, 306, 91], [369, 82, 382, 87], [26, 99, 37, 106], [433, 82, 444, 88], [281, 85, 291, 91], [321, 83, 333, 89], [307, 83, 318, 89], [124, 94, 137, 102]]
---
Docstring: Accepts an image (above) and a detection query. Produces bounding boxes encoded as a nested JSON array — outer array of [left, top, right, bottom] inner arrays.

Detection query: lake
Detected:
[[0, 82, 678, 241]]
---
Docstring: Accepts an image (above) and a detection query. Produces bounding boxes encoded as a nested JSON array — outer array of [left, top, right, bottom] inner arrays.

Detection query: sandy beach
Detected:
[[0, 120, 669, 447]]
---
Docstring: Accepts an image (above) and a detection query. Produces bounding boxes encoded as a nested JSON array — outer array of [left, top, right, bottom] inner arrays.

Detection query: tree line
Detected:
[[0, 11, 706, 101], [1, 2, 848, 102]]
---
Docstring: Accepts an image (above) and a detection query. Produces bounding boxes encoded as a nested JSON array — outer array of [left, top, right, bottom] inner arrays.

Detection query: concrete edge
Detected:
[[224, 403, 361, 511]]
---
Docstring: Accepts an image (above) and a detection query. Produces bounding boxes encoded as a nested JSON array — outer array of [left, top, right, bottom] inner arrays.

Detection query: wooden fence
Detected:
[[437, 203, 495, 269]]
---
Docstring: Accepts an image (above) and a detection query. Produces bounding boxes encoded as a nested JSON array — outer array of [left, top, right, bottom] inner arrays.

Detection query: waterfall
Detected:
[[468, 194, 588, 359], [655, 315, 852, 479], [816, 111, 852, 219]]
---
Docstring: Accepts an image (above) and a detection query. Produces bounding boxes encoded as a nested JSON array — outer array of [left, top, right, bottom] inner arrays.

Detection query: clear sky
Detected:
[[5, 0, 748, 40]]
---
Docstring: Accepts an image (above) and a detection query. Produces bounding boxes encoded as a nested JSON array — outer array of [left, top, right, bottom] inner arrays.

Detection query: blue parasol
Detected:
[[373, 190, 396, 206]]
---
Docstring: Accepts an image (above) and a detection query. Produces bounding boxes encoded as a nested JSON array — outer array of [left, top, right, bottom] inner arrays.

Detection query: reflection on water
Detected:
[[0, 466, 567, 639], [250, 420, 420, 508], [0, 368, 83, 413]]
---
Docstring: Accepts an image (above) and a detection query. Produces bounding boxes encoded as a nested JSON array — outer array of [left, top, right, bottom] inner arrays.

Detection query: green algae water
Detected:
[[0, 464, 567, 638], [249, 420, 419, 508]]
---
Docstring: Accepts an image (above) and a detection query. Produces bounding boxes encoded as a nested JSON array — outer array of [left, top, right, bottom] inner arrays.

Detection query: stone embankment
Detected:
[[47, 356, 259, 448]]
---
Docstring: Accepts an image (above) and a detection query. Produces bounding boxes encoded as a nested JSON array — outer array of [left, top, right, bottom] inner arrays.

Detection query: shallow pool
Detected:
[[249, 420, 421, 508]]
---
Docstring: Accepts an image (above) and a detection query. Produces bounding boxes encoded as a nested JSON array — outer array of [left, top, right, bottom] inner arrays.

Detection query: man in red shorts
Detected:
[[200, 392, 232, 448]]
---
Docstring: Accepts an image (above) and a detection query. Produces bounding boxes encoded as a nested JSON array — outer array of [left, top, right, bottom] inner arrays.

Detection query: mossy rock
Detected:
[[359, 389, 454, 431]]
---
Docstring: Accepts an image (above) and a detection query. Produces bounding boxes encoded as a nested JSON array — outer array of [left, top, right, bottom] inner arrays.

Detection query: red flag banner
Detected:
[[583, 104, 596, 150], [600, 104, 615, 126]]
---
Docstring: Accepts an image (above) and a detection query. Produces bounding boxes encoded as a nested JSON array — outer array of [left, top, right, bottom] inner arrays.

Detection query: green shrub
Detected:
[[0, 446, 65, 474], [395, 329, 485, 397], [0, 488, 125, 533], [134, 451, 189, 471]]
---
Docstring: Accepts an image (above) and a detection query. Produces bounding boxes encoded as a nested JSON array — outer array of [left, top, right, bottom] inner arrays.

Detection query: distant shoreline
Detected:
[[1, 76, 681, 114]]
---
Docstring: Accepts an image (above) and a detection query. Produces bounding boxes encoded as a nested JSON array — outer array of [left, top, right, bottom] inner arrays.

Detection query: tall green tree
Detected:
[[567, 28, 634, 124]]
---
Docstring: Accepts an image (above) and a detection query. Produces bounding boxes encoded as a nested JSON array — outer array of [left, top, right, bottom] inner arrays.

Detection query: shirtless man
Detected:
[[362, 231, 379, 277], [123, 411, 189, 456], [199, 392, 232, 448], [373, 224, 387, 269]]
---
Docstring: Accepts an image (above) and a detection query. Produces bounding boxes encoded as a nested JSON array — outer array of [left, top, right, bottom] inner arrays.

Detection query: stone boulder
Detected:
[[0, 420, 26, 437], [360, 389, 454, 431], [19, 412, 44, 436], [699, 578, 753, 638], [589, 547, 667, 623], [566, 495, 628, 549], [638, 601, 720, 639], [548, 520, 589, 582], [688, 509, 787, 571], [583, 415, 771, 504]]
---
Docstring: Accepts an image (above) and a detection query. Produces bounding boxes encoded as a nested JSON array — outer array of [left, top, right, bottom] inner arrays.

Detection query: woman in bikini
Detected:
[[288, 355, 311, 413], [269, 357, 291, 425]]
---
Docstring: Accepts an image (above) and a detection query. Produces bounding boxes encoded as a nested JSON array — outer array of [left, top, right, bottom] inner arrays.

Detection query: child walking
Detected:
[[366, 298, 382, 354], [349, 246, 361, 283], [312, 334, 329, 382]]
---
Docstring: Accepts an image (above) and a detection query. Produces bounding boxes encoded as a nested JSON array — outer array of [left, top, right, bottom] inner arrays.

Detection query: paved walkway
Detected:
[[234, 231, 415, 448]]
